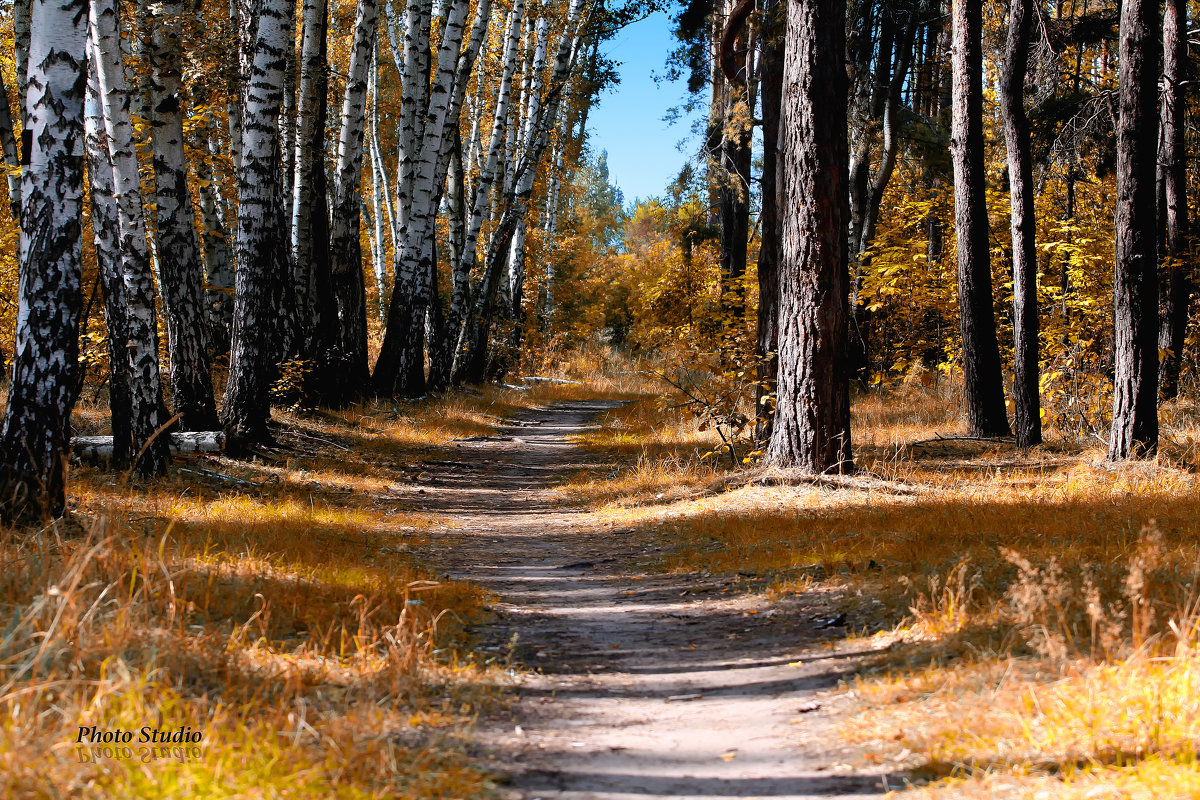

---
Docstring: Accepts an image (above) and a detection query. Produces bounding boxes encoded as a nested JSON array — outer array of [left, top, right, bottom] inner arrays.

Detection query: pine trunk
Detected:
[[950, 0, 1009, 437], [1157, 0, 1190, 401], [0, 0, 88, 521], [764, 0, 852, 474], [1000, 0, 1041, 447], [1108, 0, 1160, 459], [755, 0, 783, 442]]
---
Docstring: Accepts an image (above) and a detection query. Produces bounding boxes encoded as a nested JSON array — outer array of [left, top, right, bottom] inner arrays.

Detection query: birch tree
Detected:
[[292, 0, 336, 365], [325, 0, 378, 400], [145, 0, 219, 430], [89, 0, 171, 474], [223, 0, 296, 445], [373, 0, 493, 396], [0, 0, 88, 521]]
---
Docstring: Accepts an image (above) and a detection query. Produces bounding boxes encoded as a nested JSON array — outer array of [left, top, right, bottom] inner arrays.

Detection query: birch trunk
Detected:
[[292, 0, 335, 358], [146, 0, 219, 430], [85, 52, 134, 471], [325, 0, 378, 401], [374, 0, 492, 396], [196, 143, 235, 351], [0, 70, 21, 222], [0, 0, 88, 521], [91, 0, 170, 474], [439, 0, 524, 383], [223, 0, 295, 445]]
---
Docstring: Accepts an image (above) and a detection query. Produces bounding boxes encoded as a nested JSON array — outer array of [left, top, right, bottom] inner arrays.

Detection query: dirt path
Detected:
[[411, 401, 897, 799]]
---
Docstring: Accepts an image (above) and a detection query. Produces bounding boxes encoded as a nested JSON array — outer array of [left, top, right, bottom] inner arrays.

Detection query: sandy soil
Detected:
[[409, 400, 898, 799]]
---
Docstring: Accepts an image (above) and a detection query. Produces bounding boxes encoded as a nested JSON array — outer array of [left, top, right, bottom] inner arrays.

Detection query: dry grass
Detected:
[[0, 376, 637, 799], [570, 378, 1200, 796]]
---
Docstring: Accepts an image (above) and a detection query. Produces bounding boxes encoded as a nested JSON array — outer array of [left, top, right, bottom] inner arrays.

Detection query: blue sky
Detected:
[[585, 12, 705, 204]]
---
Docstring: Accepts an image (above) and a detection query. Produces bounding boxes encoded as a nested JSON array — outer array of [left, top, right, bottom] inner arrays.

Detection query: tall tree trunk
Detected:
[[1157, 0, 1190, 401], [950, 0, 1009, 437], [0, 0, 88, 522], [755, 0, 783, 442], [196, 139, 235, 351], [374, 0, 492, 395], [223, 0, 295, 446], [85, 50, 134, 471], [1108, 0, 1160, 459], [0, 70, 21, 222], [146, 0, 219, 430], [1000, 0, 1041, 447], [325, 0, 377, 401], [91, 0, 170, 474], [443, 0, 524, 383], [764, 0, 851, 473], [292, 0, 336, 370]]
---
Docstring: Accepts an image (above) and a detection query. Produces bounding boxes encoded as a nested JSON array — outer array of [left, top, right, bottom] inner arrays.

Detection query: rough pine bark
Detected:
[[223, 0, 295, 445], [1157, 0, 1190, 401], [0, 0, 88, 521], [91, 0, 170, 474], [1000, 0, 1041, 447], [146, 0, 219, 430], [325, 0, 377, 401], [1108, 0, 1160, 460], [755, 0, 783, 442], [763, 0, 852, 473], [950, 0, 1010, 437]]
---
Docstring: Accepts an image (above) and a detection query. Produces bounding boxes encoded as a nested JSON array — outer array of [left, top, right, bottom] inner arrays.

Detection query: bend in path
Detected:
[[411, 400, 895, 800]]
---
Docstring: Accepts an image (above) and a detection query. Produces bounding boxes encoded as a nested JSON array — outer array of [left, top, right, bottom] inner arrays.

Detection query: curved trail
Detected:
[[411, 401, 894, 799]]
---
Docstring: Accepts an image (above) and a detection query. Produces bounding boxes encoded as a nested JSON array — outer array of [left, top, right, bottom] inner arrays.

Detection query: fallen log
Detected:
[[520, 376, 582, 385], [72, 431, 225, 465]]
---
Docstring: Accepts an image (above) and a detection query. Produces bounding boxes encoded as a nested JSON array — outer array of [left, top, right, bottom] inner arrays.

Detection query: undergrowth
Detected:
[[571, 376, 1200, 797], [0, 364, 635, 798]]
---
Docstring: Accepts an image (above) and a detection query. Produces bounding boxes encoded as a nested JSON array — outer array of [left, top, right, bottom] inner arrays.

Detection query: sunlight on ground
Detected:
[[0, 379, 632, 798], [570, 380, 1200, 797]]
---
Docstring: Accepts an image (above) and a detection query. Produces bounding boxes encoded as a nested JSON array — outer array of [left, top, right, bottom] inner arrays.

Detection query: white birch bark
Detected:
[[0, 70, 21, 222], [1, 0, 88, 520], [292, 0, 332, 340], [223, 0, 295, 444], [145, 0, 219, 430], [85, 49, 134, 471], [325, 0, 378, 398], [373, 0, 494, 394], [90, 0, 170, 474]]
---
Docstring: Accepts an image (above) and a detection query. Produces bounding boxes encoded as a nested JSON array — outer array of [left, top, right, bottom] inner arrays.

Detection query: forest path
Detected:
[[410, 400, 895, 799]]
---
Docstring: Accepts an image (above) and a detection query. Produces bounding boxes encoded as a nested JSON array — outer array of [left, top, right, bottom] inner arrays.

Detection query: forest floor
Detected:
[[7, 362, 1200, 798], [407, 399, 894, 799]]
